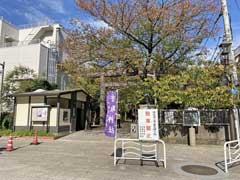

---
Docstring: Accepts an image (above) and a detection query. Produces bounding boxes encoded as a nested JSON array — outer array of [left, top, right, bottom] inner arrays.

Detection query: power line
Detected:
[[199, 12, 223, 55], [235, 0, 240, 10]]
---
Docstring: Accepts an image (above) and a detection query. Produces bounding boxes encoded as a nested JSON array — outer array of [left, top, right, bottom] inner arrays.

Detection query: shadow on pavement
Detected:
[[0, 141, 44, 153], [216, 160, 240, 172], [111, 148, 123, 157]]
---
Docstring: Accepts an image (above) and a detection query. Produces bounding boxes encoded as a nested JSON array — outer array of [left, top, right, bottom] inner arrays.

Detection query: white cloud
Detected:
[[0, 7, 10, 16], [22, 7, 52, 24], [87, 19, 110, 29], [38, 0, 66, 14]]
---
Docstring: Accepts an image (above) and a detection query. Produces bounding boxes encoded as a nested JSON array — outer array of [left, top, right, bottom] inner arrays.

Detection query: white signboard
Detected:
[[32, 107, 48, 121], [164, 111, 175, 124], [138, 109, 159, 141]]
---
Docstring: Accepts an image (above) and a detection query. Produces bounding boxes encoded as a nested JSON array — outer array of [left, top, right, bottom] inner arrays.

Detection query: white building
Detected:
[[0, 17, 68, 89], [234, 46, 240, 64]]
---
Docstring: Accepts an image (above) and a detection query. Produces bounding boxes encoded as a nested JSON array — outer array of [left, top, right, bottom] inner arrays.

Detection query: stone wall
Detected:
[[160, 125, 229, 145]]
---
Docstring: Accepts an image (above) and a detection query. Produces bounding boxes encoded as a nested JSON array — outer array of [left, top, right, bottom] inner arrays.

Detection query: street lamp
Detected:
[[0, 61, 5, 122], [219, 40, 232, 86], [219, 40, 231, 66]]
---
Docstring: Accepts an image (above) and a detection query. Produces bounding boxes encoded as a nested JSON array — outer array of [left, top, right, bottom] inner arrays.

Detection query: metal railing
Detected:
[[114, 138, 166, 168], [0, 16, 17, 28], [0, 39, 41, 48], [17, 20, 54, 29], [224, 139, 240, 173], [159, 109, 230, 126], [1, 16, 55, 30]]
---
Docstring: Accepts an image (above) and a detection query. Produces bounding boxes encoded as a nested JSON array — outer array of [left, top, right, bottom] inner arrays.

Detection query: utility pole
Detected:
[[220, 0, 239, 140], [0, 61, 5, 123]]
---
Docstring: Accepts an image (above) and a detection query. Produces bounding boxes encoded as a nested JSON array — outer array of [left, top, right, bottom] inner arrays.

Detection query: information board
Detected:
[[138, 109, 159, 141], [32, 107, 48, 122], [164, 111, 175, 124], [183, 110, 200, 126]]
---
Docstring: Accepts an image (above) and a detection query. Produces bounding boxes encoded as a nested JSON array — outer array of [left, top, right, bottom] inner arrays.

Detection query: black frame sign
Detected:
[[183, 110, 200, 126]]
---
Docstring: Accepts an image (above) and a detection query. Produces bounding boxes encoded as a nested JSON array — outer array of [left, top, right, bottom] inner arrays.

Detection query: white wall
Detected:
[[49, 108, 57, 126], [15, 96, 58, 127], [39, 45, 48, 79], [15, 97, 29, 126], [0, 20, 2, 38], [0, 20, 19, 41], [18, 27, 40, 42], [0, 44, 41, 75]]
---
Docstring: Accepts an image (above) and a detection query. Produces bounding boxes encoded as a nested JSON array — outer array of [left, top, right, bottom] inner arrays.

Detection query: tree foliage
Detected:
[[3, 66, 58, 111], [76, 0, 219, 78], [145, 65, 233, 109], [61, 0, 224, 110], [116, 64, 237, 110], [4, 66, 36, 95]]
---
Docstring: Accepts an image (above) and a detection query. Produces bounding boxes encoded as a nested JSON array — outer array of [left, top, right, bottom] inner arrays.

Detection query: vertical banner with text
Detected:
[[105, 91, 118, 137]]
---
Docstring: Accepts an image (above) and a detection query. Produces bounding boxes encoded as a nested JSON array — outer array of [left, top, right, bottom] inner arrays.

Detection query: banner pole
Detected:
[[115, 89, 119, 139]]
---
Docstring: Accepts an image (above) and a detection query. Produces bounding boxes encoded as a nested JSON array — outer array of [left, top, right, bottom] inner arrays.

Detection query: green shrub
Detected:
[[1, 114, 13, 130], [0, 112, 11, 129], [0, 129, 54, 137], [0, 129, 12, 136]]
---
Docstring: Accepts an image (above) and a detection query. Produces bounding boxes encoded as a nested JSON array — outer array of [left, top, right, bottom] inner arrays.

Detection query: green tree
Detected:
[[3, 66, 58, 111], [143, 64, 233, 109], [76, 0, 219, 79]]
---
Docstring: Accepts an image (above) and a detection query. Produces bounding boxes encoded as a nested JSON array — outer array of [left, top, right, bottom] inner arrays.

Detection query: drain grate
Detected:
[[181, 165, 218, 176]]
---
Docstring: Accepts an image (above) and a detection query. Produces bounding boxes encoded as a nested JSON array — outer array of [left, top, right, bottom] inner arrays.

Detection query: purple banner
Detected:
[[105, 91, 118, 137]]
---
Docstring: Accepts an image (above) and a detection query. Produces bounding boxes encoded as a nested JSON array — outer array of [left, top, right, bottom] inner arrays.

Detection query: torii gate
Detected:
[[83, 69, 138, 125]]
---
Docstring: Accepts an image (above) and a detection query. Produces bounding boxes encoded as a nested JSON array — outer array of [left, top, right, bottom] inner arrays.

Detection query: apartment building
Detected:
[[0, 17, 68, 89]]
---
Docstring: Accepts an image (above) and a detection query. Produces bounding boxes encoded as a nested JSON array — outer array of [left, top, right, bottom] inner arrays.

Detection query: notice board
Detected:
[[138, 109, 159, 141]]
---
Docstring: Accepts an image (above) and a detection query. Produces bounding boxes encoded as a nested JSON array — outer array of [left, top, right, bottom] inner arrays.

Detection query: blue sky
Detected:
[[0, 0, 97, 28], [0, 0, 239, 51]]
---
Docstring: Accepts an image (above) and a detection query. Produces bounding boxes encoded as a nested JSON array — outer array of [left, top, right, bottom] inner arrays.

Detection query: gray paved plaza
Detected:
[[0, 128, 240, 180]]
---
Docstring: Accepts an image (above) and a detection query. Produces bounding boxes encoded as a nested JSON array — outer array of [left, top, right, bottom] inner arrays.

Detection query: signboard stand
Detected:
[[30, 105, 50, 132], [114, 108, 166, 168]]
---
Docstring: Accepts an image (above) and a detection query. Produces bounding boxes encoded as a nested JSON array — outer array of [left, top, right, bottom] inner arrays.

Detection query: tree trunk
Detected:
[[99, 74, 105, 126]]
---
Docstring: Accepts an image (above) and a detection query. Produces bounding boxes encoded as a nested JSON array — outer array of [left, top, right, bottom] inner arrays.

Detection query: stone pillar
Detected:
[[189, 127, 196, 146], [99, 74, 105, 126]]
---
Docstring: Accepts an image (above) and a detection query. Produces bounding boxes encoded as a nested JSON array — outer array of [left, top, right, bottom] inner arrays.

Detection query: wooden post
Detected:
[[100, 74, 105, 126]]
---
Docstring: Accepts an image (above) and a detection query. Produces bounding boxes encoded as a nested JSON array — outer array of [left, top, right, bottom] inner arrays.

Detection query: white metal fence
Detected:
[[114, 138, 166, 168], [224, 140, 240, 173]]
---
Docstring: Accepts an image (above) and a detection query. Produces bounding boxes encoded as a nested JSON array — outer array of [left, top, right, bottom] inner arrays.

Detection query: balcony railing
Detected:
[[0, 39, 41, 48], [0, 16, 18, 29], [17, 20, 55, 29], [1, 17, 56, 30]]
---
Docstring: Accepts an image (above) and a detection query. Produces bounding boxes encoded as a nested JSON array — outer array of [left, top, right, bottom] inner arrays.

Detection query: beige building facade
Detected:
[[11, 89, 91, 135]]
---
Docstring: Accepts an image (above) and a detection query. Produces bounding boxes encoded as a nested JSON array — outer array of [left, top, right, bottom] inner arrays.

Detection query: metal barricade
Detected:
[[224, 139, 240, 173], [114, 138, 166, 168]]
